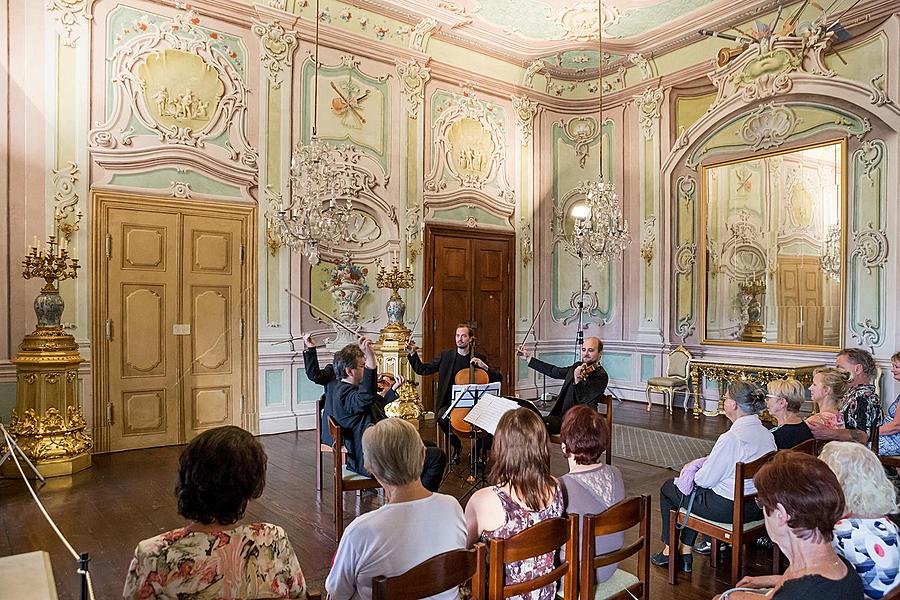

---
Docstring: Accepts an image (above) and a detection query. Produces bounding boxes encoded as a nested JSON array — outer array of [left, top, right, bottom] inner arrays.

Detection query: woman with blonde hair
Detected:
[[821, 441, 900, 599], [806, 367, 852, 431], [766, 378, 815, 449], [465, 407, 562, 600]]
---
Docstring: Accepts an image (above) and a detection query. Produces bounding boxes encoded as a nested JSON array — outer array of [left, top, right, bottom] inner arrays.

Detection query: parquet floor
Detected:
[[0, 401, 777, 599]]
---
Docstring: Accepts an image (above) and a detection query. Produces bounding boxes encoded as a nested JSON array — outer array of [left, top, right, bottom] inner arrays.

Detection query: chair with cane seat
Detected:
[[646, 345, 692, 413], [327, 416, 381, 541], [550, 395, 614, 465], [487, 515, 578, 600], [371, 544, 486, 600], [581, 495, 651, 600], [668, 450, 776, 586]]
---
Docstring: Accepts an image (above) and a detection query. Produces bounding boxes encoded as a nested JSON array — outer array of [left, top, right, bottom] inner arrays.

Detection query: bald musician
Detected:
[[517, 336, 608, 434]]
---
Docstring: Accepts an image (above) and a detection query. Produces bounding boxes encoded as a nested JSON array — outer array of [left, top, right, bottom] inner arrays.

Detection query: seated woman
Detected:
[[766, 378, 814, 449], [806, 367, 852, 431], [724, 451, 864, 599], [652, 382, 776, 572], [821, 441, 900, 599], [123, 426, 305, 599], [558, 404, 625, 585], [326, 418, 466, 600], [877, 351, 900, 456], [465, 407, 563, 600]]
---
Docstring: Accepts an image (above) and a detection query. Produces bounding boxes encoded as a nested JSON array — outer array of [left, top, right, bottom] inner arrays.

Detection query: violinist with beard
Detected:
[[517, 336, 608, 435]]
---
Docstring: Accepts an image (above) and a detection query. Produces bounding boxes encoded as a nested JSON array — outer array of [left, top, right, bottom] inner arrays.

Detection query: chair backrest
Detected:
[[732, 451, 777, 526], [581, 495, 651, 600], [870, 417, 881, 454], [790, 438, 817, 456], [487, 515, 578, 600], [881, 455, 900, 469], [666, 345, 692, 379], [316, 394, 325, 442], [371, 544, 486, 600], [599, 395, 614, 465], [328, 416, 343, 457]]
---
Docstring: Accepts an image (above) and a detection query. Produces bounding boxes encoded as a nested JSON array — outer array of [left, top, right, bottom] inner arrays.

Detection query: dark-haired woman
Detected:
[[559, 404, 625, 585], [465, 407, 563, 600], [123, 426, 305, 599], [651, 382, 776, 571]]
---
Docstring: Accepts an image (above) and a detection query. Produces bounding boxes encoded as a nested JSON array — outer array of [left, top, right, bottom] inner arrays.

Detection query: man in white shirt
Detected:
[[325, 418, 467, 600]]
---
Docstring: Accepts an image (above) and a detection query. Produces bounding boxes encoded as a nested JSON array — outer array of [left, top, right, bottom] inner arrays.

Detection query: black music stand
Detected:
[[440, 382, 500, 489]]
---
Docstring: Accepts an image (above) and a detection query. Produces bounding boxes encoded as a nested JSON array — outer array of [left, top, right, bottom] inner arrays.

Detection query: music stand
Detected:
[[440, 382, 500, 489]]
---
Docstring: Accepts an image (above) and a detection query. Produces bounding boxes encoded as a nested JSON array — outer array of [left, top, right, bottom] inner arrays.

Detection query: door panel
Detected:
[[182, 215, 243, 441], [107, 208, 181, 451]]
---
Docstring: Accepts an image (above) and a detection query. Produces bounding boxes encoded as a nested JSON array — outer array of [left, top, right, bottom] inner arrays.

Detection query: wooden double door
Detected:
[[94, 193, 253, 452], [422, 225, 515, 412]]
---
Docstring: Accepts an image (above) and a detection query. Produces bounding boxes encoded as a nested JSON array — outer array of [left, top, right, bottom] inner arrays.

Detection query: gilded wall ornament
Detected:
[[405, 206, 423, 258], [634, 87, 663, 140], [520, 218, 534, 267], [252, 20, 299, 89], [640, 215, 656, 265], [511, 95, 538, 144], [396, 60, 431, 118]]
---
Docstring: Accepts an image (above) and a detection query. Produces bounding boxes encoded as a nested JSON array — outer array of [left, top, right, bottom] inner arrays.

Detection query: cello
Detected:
[[449, 338, 489, 435]]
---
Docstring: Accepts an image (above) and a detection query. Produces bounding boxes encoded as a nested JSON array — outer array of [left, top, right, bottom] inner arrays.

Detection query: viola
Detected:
[[449, 339, 489, 435]]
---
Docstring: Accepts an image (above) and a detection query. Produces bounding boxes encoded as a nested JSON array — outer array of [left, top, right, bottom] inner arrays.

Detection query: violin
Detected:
[[449, 339, 489, 435], [578, 362, 599, 379], [377, 372, 397, 395]]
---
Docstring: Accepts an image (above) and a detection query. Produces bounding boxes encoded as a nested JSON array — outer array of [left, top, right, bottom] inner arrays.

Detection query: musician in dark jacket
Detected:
[[325, 336, 446, 491], [406, 324, 501, 459], [304, 333, 400, 447], [518, 336, 608, 434]]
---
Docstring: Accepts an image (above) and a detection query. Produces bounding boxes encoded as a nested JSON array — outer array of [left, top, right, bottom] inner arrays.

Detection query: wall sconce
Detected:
[[54, 205, 83, 241]]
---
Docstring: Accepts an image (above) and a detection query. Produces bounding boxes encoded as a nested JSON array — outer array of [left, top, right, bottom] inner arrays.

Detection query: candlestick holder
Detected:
[[738, 277, 766, 343], [3, 235, 92, 478], [54, 205, 83, 241], [374, 255, 422, 423]]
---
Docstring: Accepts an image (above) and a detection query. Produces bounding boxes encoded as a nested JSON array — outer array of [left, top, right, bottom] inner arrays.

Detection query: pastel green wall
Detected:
[[0, 382, 15, 423]]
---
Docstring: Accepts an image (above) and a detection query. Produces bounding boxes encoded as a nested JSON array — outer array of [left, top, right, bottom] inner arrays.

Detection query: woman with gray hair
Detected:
[[766, 378, 814, 449], [326, 418, 466, 600], [651, 382, 776, 571], [821, 441, 900, 599]]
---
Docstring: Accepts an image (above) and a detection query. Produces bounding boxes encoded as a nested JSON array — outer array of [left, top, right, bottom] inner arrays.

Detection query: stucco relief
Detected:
[[252, 20, 299, 89], [557, 117, 598, 168], [511, 95, 538, 145], [739, 102, 798, 151], [396, 60, 431, 118], [634, 87, 663, 140], [90, 10, 257, 193], [47, 0, 96, 47]]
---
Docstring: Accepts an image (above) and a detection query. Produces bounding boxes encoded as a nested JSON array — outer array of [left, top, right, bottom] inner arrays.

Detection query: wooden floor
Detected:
[[0, 400, 777, 600]]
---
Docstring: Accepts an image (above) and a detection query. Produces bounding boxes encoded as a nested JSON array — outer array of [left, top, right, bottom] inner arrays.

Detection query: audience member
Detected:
[[723, 451, 864, 599], [329, 336, 445, 491], [652, 382, 776, 572], [806, 367, 852, 431], [814, 348, 883, 445], [465, 408, 563, 600], [766, 378, 814, 449], [821, 441, 900, 599], [326, 418, 466, 600], [877, 351, 900, 456], [559, 404, 624, 586], [123, 426, 305, 599]]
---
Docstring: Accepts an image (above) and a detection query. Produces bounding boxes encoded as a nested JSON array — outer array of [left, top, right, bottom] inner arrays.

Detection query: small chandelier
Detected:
[[569, 0, 630, 268], [270, 0, 352, 265]]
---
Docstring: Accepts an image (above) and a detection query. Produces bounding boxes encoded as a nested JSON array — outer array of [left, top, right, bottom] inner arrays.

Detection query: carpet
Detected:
[[612, 424, 716, 471]]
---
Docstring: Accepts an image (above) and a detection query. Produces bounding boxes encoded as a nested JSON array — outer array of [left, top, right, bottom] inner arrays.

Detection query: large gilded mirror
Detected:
[[700, 139, 846, 350]]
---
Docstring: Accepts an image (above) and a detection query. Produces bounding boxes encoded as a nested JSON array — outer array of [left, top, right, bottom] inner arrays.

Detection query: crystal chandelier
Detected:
[[568, 0, 630, 268], [270, 0, 352, 265]]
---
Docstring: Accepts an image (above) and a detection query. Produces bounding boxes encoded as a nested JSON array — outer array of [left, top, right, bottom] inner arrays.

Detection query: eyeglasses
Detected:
[[754, 497, 766, 511], [765, 394, 785, 400]]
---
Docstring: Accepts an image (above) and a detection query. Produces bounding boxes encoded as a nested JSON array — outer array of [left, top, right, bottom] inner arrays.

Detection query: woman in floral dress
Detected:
[[465, 408, 563, 600], [123, 426, 305, 599]]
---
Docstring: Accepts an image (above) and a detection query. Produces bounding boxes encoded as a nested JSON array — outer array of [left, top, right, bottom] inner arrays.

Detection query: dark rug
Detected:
[[612, 424, 716, 471]]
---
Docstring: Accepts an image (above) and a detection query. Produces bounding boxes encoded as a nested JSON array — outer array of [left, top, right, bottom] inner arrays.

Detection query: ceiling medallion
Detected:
[[553, 2, 620, 42]]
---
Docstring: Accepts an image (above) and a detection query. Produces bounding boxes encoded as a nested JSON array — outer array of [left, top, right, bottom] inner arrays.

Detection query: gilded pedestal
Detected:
[[374, 258, 422, 425], [2, 236, 92, 478]]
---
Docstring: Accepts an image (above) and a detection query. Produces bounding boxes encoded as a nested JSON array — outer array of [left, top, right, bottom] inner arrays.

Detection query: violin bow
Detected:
[[518, 299, 546, 354], [283, 289, 361, 338], [407, 286, 434, 338]]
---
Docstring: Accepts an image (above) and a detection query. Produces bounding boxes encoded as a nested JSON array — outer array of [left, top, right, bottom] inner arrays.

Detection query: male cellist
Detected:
[[406, 323, 501, 462], [517, 336, 608, 434]]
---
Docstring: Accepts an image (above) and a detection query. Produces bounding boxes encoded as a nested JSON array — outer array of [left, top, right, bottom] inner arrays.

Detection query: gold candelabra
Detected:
[[374, 252, 421, 423], [54, 206, 83, 241], [738, 277, 766, 343], [23, 235, 80, 293]]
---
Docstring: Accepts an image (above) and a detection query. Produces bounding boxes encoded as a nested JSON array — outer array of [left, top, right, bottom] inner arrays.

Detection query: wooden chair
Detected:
[[487, 515, 578, 600], [581, 495, 651, 600], [327, 416, 381, 541], [646, 345, 693, 413], [305, 592, 321, 600], [790, 437, 817, 455], [371, 543, 486, 600], [550, 395, 614, 465], [315, 395, 345, 494], [669, 450, 777, 586]]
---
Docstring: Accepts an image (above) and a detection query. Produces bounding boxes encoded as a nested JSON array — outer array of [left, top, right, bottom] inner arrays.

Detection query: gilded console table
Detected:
[[690, 360, 823, 418]]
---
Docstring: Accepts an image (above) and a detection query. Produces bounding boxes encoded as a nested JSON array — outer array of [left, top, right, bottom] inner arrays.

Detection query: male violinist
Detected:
[[406, 324, 502, 462], [517, 336, 608, 434]]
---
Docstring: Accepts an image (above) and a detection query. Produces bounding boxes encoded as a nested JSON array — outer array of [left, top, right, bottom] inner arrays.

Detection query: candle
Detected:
[[32, 235, 38, 248], [392, 249, 398, 265], [60, 238, 68, 252]]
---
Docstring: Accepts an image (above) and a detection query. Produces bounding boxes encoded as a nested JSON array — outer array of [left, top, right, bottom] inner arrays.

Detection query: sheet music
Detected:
[[463, 394, 522, 435]]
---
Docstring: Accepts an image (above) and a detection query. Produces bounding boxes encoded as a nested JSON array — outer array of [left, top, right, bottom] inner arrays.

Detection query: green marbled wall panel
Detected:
[[265, 369, 284, 407]]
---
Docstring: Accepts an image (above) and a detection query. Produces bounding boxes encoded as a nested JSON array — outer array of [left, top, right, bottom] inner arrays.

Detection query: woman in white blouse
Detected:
[[650, 382, 777, 572]]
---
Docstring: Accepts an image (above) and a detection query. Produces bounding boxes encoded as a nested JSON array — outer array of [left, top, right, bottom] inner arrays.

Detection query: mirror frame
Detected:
[[698, 137, 847, 351]]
